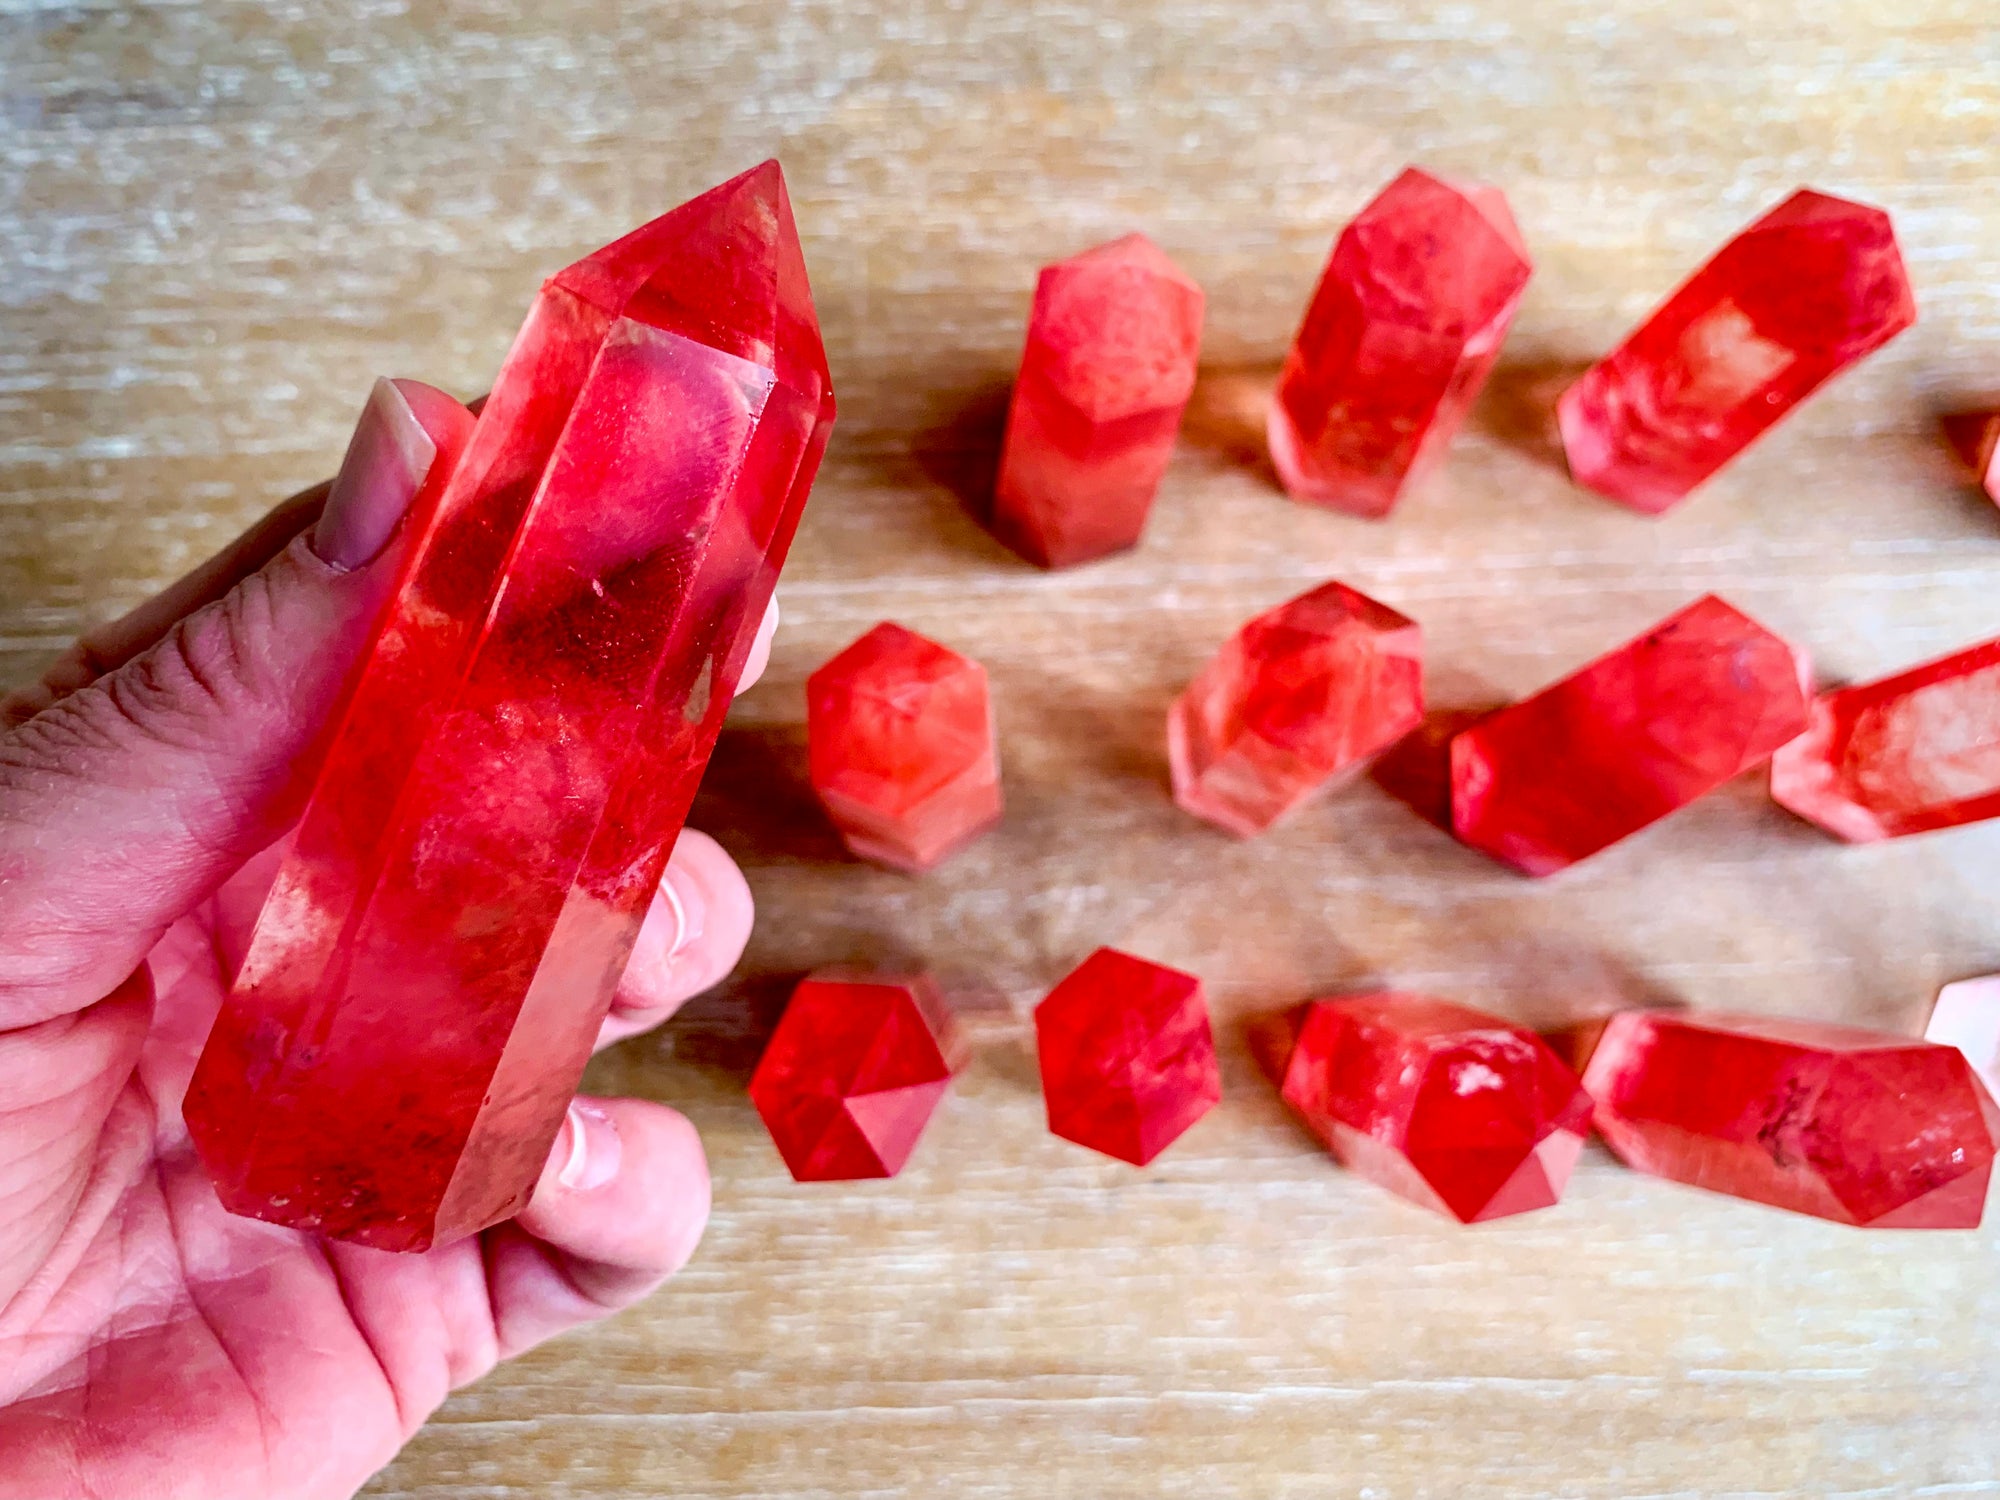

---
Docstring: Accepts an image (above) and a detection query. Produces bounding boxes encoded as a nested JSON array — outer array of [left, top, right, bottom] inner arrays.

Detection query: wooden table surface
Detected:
[[8, 2, 2000, 1494]]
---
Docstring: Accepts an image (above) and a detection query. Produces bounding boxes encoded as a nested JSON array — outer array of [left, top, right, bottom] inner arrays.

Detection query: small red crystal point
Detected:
[[1927, 975, 2000, 1103], [807, 622, 1004, 871], [1559, 188, 1916, 514], [1451, 595, 1812, 875], [1583, 1011, 2000, 1227], [1035, 948, 1221, 1166], [749, 972, 966, 1181], [1770, 635, 2000, 842], [1268, 167, 1533, 517], [1169, 581, 1424, 836], [991, 233, 1205, 568], [1261, 993, 1591, 1223]]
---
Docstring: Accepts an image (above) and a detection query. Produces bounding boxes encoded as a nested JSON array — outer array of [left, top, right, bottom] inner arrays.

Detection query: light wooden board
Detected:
[[6, 2, 2000, 1494]]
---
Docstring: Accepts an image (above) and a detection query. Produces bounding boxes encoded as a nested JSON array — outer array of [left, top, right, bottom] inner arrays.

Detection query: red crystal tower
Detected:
[[1267, 167, 1533, 518], [1583, 1011, 2000, 1227], [184, 163, 835, 1251], [749, 972, 966, 1181], [807, 622, 1003, 871], [991, 234, 1205, 568], [1559, 188, 1916, 514], [1943, 410, 2000, 506], [1451, 595, 1812, 875], [1035, 948, 1221, 1166], [1169, 581, 1424, 836], [1771, 635, 2000, 842]]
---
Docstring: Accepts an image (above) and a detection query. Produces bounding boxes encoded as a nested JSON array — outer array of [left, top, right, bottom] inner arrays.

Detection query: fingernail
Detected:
[[312, 377, 437, 572], [660, 862, 707, 959], [556, 1100, 623, 1191]]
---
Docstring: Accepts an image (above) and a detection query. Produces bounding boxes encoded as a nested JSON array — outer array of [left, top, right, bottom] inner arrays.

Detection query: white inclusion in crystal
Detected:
[[1450, 1060, 1505, 1096]]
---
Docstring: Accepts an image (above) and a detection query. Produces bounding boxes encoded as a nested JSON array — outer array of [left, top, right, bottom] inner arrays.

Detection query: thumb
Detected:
[[0, 379, 475, 1027]]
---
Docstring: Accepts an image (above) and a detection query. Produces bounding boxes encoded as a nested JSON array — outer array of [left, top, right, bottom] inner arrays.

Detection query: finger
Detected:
[[736, 596, 780, 696], [596, 829, 755, 1049]]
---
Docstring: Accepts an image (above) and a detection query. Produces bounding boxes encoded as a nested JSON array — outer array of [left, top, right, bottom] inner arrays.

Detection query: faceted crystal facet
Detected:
[[1559, 188, 1916, 514], [807, 622, 1003, 872], [1770, 635, 2000, 841], [1035, 948, 1221, 1166], [184, 162, 835, 1251], [991, 234, 1205, 568], [1169, 581, 1424, 836], [1927, 975, 2000, 1104], [749, 971, 966, 1181], [1451, 595, 1812, 876], [1943, 410, 2000, 506], [1255, 994, 1592, 1223], [1267, 167, 1533, 517], [1583, 1011, 2000, 1227]]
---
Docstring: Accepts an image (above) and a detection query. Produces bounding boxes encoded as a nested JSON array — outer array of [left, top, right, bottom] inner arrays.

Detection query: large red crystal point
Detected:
[[807, 622, 1003, 871], [1771, 635, 2000, 842], [1927, 975, 2000, 1103], [1257, 994, 1591, 1223], [1942, 410, 2000, 506], [990, 234, 1205, 568], [1558, 188, 1916, 514], [1168, 581, 1424, 836], [748, 972, 966, 1181], [1267, 167, 1532, 518], [1451, 595, 1812, 875], [1583, 1011, 2000, 1227], [183, 162, 835, 1251], [1035, 948, 1221, 1166]]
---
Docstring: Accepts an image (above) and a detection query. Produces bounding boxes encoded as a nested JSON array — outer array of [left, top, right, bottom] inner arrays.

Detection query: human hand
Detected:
[[0, 379, 769, 1499]]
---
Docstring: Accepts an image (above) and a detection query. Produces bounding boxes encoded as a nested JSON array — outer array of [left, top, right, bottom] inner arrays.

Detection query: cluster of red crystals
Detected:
[[991, 234, 1205, 568], [1451, 595, 1812, 876], [807, 622, 1003, 871], [1168, 581, 1424, 836], [1927, 975, 2000, 1102], [1267, 168, 1532, 518], [1256, 993, 1591, 1222], [749, 972, 966, 1181], [1770, 635, 2000, 842], [184, 162, 835, 1252], [1943, 410, 2000, 506], [1583, 1011, 2000, 1227], [1559, 188, 1916, 514], [1035, 948, 1221, 1166]]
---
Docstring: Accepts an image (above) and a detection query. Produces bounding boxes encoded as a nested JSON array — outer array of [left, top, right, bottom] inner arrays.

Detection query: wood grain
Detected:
[[6, 1, 2000, 1494]]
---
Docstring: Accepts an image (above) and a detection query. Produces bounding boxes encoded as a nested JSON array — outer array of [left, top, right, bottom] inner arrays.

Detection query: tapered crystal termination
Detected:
[[807, 622, 1003, 871], [749, 971, 966, 1181], [1583, 1011, 2000, 1227], [1559, 188, 1916, 514], [1770, 635, 2000, 842], [1927, 976, 2000, 1102], [1943, 409, 2000, 506], [990, 234, 1205, 568], [1451, 595, 1812, 876], [1267, 167, 1533, 518], [1255, 994, 1591, 1222], [184, 162, 836, 1252], [1035, 948, 1221, 1166], [1169, 581, 1424, 836]]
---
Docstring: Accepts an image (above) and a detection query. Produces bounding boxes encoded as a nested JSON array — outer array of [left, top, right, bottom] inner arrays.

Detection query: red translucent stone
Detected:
[[1583, 1011, 2000, 1227], [1770, 635, 2000, 842], [1559, 188, 1916, 514], [1035, 948, 1221, 1166], [991, 233, 1205, 568], [807, 622, 1003, 871], [1943, 409, 2000, 506], [1451, 595, 1812, 876], [748, 971, 966, 1181], [1267, 167, 1532, 518], [1928, 975, 2000, 1104], [1168, 581, 1424, 836], [183, 163, 835, 1251]]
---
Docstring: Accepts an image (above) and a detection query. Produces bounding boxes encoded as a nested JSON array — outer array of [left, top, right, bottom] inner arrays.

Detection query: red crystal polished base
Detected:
[[991, 234, 1205, 568], [1559, 188, 1916, 514], [1928, 975, 2000, 1104], [184, 162, 835, 1251], [1583, 1011, 2000, 1227], [1256, 994, 1591, 1223], [1451, 595, 1812, 875], [1944, 410, 2000, 506], [1035, 948, 1221, 1166], [1770, 635, 2000, 841], [749, 972, 966, 1181], [1267, 167, 1532, 517], [1169, 581, 1424, 836], [807, 622, 1003, 872]]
